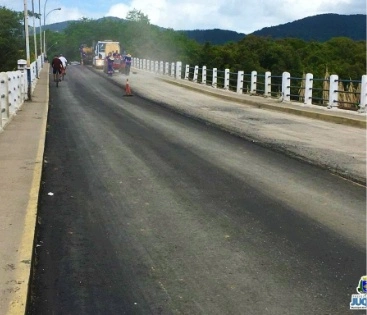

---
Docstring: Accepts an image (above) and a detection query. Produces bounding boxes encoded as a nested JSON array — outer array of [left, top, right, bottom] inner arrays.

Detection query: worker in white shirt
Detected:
[[58, 54, 68, 79]]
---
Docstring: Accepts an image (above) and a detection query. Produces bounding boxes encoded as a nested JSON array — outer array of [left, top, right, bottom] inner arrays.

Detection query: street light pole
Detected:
[[39, 0, 43, 63], [43, 7, 61, 60], [43, 0, 47, 57]]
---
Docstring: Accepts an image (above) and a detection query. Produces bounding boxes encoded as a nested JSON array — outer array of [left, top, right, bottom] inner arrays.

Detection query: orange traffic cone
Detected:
[[125, 79, 133, 96]]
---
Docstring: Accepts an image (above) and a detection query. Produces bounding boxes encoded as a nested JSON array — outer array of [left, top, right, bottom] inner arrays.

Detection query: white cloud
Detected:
[[105, 3, 130, 19], [101, 0, 366, 33]]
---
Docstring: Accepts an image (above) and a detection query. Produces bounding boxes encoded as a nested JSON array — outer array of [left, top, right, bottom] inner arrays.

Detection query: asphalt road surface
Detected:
[[27, 65, 366, 315]]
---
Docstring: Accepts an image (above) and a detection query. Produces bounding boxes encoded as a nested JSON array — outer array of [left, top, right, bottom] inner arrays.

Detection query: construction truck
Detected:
[[92, 40, 123, 72], [80, 44, 93, 65]]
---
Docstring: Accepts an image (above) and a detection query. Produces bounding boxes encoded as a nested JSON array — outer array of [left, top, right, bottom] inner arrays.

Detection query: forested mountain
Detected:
[[179, 29, 245, 45], [39, 16, 121, 33], [250, 14, 366, 42], [44, 14, 366, 44], [44, 20, 76, 32]]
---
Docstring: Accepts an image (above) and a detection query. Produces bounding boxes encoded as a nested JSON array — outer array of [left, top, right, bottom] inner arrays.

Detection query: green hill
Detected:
[[43, 13, 366, 44], [250, 14, 366, 41], [179, 29, 245, 45]]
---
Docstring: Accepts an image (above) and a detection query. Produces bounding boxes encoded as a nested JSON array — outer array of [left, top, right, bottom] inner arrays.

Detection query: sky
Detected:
[[1, 0, 366, 34]]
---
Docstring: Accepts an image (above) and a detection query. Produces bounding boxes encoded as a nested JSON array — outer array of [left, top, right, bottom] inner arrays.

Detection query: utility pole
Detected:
[[24, 0, 32, 100], [32, 0, 39, 78]]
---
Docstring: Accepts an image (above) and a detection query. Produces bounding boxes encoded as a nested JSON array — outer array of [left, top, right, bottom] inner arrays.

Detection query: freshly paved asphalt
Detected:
[[0, 63, 365, 314]]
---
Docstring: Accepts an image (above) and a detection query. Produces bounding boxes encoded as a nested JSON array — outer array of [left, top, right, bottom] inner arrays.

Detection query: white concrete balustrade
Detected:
[[132, 58, 367, 113], [0, 56, 43, 131]]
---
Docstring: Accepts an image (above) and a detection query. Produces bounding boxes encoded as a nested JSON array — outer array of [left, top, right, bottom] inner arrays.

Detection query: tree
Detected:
[[27, 10, 41, 19], [126, 9, 150, 24], [0, 6, 24, 71]]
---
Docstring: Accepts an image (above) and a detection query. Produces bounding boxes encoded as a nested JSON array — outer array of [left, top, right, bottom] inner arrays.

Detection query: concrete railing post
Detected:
[[8, 72, 16, 114], [251, 71, 257, 95], [264, 71, 271, 97], [281, 72, 291, 102], [171, 62, 175, 77], [212, 68, 217, 88], [0, 72, 9, 130], [304, 73, 313, 105], [159, 61, 164, 75], [237, 71, 244, 94], [358, 75, 367, 112], [35, 59, 38, 79], [165, 62, 169, 75], [327, 74, 339, 109], [14, 72, 21, 109], [17, 60, 27, 102], [184, 65, 189, 80], [31, 62, 36, 93], [224, 69, 230, 90], [202, 66, 207, 85], [193, 65, 199, 83], [175, 61, 182, 79], [20, 71, 27, 103], [151, 60, 155, 72]]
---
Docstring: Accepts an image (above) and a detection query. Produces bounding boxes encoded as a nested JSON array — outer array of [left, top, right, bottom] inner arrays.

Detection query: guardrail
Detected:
[[132, 58, 367, 113], [0, 55, 43, 131]]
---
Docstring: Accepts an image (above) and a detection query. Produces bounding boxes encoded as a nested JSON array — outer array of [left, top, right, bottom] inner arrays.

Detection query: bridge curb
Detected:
[[158, 78, 366, 129]]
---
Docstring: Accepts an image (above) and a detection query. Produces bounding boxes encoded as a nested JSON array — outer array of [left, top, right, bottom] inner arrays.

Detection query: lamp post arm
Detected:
[[43, 6, 61, 60]]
